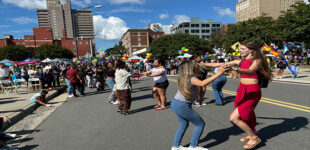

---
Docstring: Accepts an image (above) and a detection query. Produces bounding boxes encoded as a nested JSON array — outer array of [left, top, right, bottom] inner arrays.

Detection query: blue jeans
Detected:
[[106, 78, 116, 101], [211, 75, 227, 105], [171, 99, 205, 147], [65, 78, 72, 95], [291, 65, 300, 78]]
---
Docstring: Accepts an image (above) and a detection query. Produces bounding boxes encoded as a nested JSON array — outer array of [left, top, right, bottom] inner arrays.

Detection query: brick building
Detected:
[[0, 28, 91, 57], [121, 28, 164, 55]]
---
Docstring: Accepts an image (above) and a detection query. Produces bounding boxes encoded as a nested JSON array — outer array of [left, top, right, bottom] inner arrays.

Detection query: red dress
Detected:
[[234, 58, 262, 133]]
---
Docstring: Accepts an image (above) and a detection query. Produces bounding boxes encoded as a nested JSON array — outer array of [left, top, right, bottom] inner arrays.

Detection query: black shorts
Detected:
[[154, 80, 169, 89]]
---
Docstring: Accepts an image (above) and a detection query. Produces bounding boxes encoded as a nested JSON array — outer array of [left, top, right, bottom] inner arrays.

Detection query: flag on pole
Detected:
[[283, 41, 289, 54], [270, 47, 279, 57], [283, 59, 294, 75]]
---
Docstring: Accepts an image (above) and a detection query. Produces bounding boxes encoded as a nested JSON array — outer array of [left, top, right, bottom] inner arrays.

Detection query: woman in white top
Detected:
[[144, 59, 169, 110]]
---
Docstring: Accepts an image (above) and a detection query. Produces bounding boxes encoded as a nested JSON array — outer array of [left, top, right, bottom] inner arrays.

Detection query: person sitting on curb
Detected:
[[29, 90, 52, 107], [0, 115, 17, 148]]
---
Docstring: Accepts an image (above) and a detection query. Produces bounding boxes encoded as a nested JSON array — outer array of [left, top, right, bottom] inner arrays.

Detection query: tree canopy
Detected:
[[150, 34, 213, 58], [0, 45, 33, 61], [34, 44, 74, 59]]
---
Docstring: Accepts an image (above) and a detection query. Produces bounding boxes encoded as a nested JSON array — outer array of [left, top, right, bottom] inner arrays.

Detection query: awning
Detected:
[[132, 48, 148, 55]]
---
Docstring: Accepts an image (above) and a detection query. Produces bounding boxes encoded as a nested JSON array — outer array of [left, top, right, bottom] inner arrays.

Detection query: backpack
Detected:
[[239, 59, 269, 88]]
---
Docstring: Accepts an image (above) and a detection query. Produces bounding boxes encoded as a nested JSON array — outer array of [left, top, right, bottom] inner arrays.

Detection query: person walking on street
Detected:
[[61, 64, 73, 97], [275, 57, 286, 79], [105, 62, 117, 104], [211, 58, 227, 105], [171, 60, 228, 150], [66, 64, 85, 97], [193, 55, 208, 107], [290, 55, 301, 78]]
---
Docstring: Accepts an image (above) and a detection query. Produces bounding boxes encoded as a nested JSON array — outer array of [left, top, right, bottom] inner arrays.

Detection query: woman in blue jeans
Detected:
[[171, 60, 227, 150], [211, 58, 227, 105], [106, 62, 117, 103]]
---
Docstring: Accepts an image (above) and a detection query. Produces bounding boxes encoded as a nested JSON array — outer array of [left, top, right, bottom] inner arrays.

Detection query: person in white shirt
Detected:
[[115, 60, 141, 115], [143, 59, 169, 110], [29, 90, 51, 107], [0, 63, 11, 80]]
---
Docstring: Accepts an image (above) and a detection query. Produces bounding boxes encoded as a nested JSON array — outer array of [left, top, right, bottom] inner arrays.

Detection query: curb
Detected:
[[1, 86, 66, 131], [271, 80, 310, 85]]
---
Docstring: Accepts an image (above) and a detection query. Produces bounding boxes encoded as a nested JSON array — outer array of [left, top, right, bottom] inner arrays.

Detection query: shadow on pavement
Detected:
[[195, 124, 243, 148], [0, 97, 18, 101], [255, 116, 309, 149], [0, 109, 23, 114], [19, 145, 39, 150], [207, 96, 235, 105], [132, 87, 153, 93], [131, 102, 171, 114], [132, 94, 153, 101], [0, 99, 26, 105]]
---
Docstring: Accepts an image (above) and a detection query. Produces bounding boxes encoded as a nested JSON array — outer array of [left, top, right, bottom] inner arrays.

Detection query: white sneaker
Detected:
[[194, 101, 201, 107], [188, 146, 208, 150], [201, 101, 207, 106], [46, 104, 52, 107], [68, 95, 74, 98], [5, 133, 17, 138], [171, 146, 187, 150], [113, 101, 120, 105]]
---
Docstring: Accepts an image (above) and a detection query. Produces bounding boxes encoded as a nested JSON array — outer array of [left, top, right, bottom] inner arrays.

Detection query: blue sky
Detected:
[[0, 0, 238, 51]]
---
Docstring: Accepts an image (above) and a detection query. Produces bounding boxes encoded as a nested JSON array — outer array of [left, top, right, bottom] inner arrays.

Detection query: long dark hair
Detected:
[[241, 41, 273, 80], [116, 60, 126, 69]]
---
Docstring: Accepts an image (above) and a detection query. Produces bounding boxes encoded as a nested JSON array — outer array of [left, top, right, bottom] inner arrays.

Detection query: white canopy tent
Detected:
[[128, 56, 143, 60], [132, 48, 148, 55], [42, 58, 51, 63], [177, 53, 193, 58]]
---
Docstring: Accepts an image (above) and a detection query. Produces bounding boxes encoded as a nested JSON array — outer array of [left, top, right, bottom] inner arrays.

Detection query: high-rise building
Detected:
[[170, 17, 222, 39], [37, 0, 95, 56], [236, 0, 303, 22]]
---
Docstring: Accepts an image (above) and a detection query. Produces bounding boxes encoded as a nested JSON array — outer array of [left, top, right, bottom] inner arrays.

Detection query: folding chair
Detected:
[[28, 78, 41, 91], [13, 79, 29, 94], [0, 80, 16, 95]]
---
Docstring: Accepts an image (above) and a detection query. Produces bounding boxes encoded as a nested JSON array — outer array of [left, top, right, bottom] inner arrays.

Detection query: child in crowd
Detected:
[[29, 90, 52, 107]]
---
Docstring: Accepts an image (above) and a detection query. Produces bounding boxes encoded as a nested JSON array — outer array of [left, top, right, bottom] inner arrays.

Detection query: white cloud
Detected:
[[173, 15, 190, 25], [2, 0, 46, 9], [107, 0, 145, 5], [93, 15, 129, 40], [9, 17, 37, 24], [159, 13, 169, 19], [108, 7, 151, 14], [213, 7, 235, 19], [304, 0, 310, 4], [148, 23, 172, 34]]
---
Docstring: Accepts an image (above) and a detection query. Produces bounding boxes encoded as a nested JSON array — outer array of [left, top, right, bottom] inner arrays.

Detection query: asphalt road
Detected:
[[15, 77, 310, 150]]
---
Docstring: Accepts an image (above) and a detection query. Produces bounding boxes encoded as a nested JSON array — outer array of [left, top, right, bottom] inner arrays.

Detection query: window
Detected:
[[156, 35, 160, 38], [191, 30, 199, 33], [72, 41, 75, 45], [138, 42, 141, 46], [79, 41, 82, 45], [133, 48, 137, 52], [137, 32, 140, 36], [138, 37, 141, 41], [202, 29, 210, 33], [212, 24, 220, 27], [86, 41, 89, 44], [191, 24, 199, 27], [86, 46, 88, 50], [73, 47, 76, 50], [185, 30, 189, 33], [152, 35, 155, 38], [16, 42, 19, 45], [202, 24, 210, 27], [22, 42, 25, 45]]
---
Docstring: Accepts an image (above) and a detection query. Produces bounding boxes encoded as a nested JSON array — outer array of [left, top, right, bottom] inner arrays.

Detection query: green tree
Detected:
[[111, 41, 126, 55], [210, 31, 226, 48], [0, 45, 33, 61], [35, 44, 74, 59], [150, 34, 213, 58]]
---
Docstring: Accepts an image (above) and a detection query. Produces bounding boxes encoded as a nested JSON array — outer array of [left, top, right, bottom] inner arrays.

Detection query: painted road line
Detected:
[[168, 78, 310, 113]]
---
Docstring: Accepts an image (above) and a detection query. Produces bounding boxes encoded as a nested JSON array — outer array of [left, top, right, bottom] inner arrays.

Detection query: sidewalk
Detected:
[[0, 87, 65, 130], [272, 68, 310, 84]]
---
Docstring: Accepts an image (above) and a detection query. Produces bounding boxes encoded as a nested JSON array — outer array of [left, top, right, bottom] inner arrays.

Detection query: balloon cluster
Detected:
[[146, 53, 154, 59], [178, 47, 189, 56], [105, 56, 112, 61], [204, 52, 212, 58], [93, 58, 98, 63], [74, 58, 81, 64], [122, 54, 128, 60]]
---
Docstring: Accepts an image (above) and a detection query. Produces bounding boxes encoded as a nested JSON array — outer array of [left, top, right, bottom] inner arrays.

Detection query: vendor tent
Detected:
[[42, 58, 51, 63], [128, 56, 143, 60], [0, 59, 15, 66], [177, 53, 192, 58], [17, 58, 38, 65]]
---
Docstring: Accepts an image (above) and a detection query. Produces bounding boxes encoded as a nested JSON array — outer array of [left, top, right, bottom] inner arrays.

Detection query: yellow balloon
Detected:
[[122, 57, 126, 60], [185, 49, 189, 52]]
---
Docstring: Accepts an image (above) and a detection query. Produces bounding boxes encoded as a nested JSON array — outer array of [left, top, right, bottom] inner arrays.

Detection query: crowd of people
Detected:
[[0, 44, 309, 150]]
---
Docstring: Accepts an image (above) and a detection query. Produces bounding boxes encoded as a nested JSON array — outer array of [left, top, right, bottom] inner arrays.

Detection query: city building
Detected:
[[236, 0, 303, 22], [148, 23, 172, 34], [120, 29, 164, 55], [0, 28, 92, 57], [170, 17, 222, 39], [37, 0, 95, 55]]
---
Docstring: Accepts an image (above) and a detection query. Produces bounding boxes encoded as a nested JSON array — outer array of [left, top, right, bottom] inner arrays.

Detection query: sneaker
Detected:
[[46, 104, 52, 107], [5, 133, 17, 138], [113, 101, 120, 105], [171, 146, 187, 150], [116, 108, 122, 113], [188, 146, 208, 150], [68, 95, 74, 98], [122, 112, 129, 115], [194, 101, 201, 107], [201, 101, 207, 106]]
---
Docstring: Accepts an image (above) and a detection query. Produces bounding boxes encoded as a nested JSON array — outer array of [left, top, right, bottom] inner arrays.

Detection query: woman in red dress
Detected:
[[204, 42, 272, 149]]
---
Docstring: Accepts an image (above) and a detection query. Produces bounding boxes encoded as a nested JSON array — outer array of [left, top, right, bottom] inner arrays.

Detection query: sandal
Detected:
[[243, 137, 261, 149], [155, 107, 167, 110], [154, 105, 161, 109], [240, 137, 250, 142]]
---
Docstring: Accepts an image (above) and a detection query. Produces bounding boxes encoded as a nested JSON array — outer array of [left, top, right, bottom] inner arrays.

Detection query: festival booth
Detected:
[[177, 53, 193, 58], [42, 58, 51, 63], [17, 58, 38, 65], [128, 56, 143, 62], [0, 59, 15, 66], [132, 48, 148, 55]]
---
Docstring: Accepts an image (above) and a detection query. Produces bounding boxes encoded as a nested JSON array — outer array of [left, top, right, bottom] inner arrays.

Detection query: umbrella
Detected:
[[128, 56, 143, 60], [17, 58, 38, 65], [177, 53, 193, 58], [42, 58, 51, 63]]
